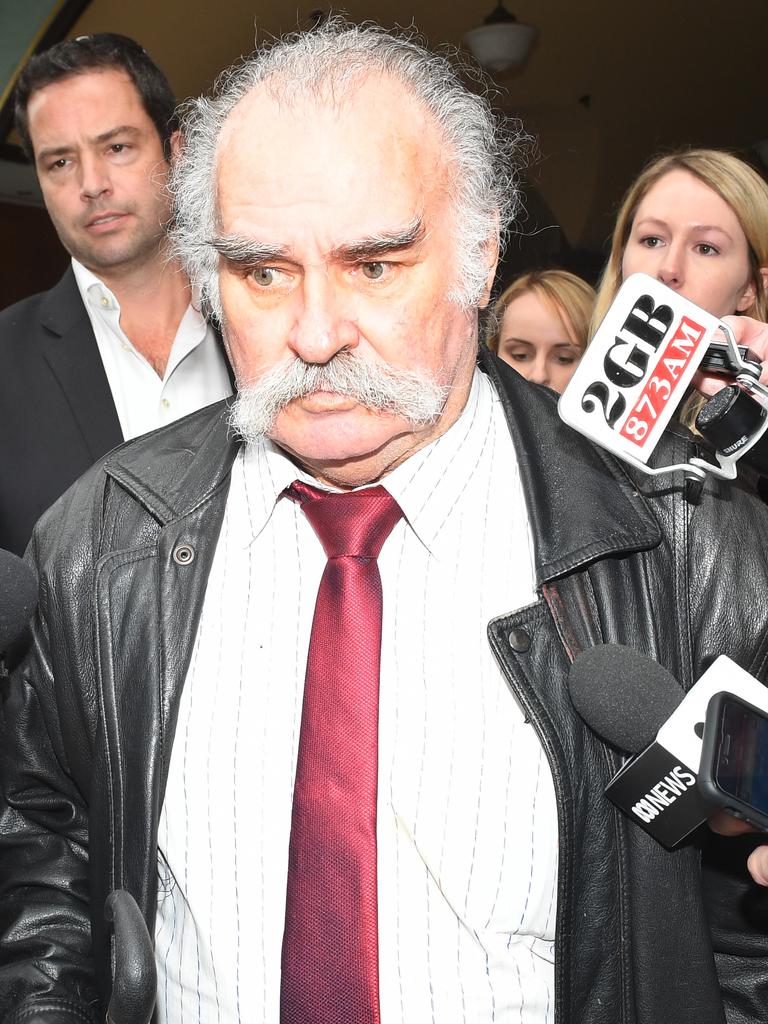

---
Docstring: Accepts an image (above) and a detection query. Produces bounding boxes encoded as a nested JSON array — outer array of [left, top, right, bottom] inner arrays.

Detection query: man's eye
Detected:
[[361, 262, 385, 280], [110, 144, 126, 154], [50, 158, 68, 171], [251, 267, 276, 287]]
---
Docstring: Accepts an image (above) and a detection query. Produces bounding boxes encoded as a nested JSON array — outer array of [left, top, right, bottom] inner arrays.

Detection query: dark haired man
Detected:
[[0, 34, 231, 555]]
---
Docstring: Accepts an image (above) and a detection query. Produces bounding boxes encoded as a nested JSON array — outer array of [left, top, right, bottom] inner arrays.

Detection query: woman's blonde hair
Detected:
[[487, 268, 596, 353], [592, 149, 768, 333]]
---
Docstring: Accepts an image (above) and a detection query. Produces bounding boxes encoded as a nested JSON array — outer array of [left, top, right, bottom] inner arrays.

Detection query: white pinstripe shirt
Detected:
[[155, 368, 558, 1022]]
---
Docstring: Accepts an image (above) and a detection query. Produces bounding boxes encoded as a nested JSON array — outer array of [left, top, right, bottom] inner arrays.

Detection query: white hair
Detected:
[[229, 350, 450, 444], [170, 17, 523, 320]]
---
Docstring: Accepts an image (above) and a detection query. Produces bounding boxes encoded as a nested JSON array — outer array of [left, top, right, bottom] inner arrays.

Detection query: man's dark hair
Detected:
[[14, 33, 178, 162]]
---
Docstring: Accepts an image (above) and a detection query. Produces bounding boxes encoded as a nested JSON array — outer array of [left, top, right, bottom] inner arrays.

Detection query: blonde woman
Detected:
[[487, 268, 595, 393], [593, 150, 768, 413]]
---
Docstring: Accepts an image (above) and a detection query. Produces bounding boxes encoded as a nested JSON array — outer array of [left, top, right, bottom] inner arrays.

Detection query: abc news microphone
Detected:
[[569, 644, 768, 848]]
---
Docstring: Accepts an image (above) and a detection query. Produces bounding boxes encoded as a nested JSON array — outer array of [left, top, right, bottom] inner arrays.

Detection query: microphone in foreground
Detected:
[[569, 644, 682, 754], [568, 644, 768, 848], [0, 548, 37, 675]]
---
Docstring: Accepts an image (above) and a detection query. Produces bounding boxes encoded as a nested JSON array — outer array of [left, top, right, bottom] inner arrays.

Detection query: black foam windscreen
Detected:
[[0, 549, 38, 651], [568, 643, 683, 754], [696, 385, 737, 431]]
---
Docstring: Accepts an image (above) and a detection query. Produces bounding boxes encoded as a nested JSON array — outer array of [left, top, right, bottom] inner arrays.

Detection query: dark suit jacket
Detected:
[[0, 268, 123, 555]]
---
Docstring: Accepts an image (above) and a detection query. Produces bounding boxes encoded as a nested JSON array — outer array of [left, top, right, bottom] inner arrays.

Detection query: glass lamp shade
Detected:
[[463, 22, 537, 72]]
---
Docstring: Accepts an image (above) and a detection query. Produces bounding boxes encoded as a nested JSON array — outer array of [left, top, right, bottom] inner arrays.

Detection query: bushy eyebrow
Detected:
[[208, 234, 289, 265], [331, 217, 425, 261], [209, 216, 425, 267]]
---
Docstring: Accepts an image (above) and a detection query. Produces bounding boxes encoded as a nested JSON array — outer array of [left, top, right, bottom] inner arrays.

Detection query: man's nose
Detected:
[[79, 155, 112, 201], [289, 274, 360, 363]]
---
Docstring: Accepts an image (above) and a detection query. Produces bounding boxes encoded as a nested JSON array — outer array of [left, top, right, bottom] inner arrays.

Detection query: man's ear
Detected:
[[168, 129, 184, 164], [477, 232, 500, 310]]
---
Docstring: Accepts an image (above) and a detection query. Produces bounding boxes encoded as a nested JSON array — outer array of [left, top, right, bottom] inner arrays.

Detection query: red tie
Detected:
[[280, 481, 403, 1024]]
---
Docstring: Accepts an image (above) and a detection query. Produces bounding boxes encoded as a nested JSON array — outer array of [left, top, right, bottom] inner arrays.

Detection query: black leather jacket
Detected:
[[3, 349, 768, 1024]]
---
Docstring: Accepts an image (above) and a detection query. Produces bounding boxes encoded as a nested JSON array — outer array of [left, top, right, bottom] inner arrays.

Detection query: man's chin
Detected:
[[269, 409, 420, 470]]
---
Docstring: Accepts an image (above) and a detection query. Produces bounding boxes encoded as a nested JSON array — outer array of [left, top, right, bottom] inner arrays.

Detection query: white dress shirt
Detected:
[[71, 259, 232, 440], [155, 369, 559, 1023]]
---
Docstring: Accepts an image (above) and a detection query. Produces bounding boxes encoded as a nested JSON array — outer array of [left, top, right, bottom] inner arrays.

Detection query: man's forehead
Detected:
[[28, 68, 148, 143], [218, 73, 442, 177], [215, 74, 447, 231], [222, 69, 419, 128], [30, 67, 139, 110]]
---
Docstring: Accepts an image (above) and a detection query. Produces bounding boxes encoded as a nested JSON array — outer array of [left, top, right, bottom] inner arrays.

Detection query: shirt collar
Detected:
[[239, 437, 317, 544], [71, 257, 209, 365], [238, 368, 497, 559], [381, 369, 496, 559], [71, 257, 119, 313]]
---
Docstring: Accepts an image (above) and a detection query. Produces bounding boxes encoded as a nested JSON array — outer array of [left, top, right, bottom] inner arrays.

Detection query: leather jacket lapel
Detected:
[[478, 347, 661, 583], [92, 465, 232, 938], [103, 405, 240, 891]]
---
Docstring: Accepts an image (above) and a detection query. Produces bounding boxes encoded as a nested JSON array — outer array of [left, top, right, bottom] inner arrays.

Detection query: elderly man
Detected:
[[2, 21, 768, 1024]]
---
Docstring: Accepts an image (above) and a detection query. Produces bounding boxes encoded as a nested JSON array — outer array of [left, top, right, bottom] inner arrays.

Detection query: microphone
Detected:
[[0, 548, 37, 674], [696, 382, 768, 476], [569, 644, 682, 753], [568, 644, 768, 848]]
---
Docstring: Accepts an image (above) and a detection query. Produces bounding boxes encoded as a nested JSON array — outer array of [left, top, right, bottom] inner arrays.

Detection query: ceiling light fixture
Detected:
[[463, 3, 537, 74]]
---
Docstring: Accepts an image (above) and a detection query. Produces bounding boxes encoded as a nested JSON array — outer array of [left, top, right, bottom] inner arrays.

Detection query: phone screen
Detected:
[[715, 700, 768, 815]]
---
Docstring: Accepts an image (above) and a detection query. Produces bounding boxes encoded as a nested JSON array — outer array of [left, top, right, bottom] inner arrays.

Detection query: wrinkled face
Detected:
[[496, 290, 583, 393], [622, 169, 756, 318], [214, 76, 496, 487], [27, 68, 172, 276]]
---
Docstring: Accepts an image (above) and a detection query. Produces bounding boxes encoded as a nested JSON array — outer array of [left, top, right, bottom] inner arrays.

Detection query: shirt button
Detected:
[[508, 628, 531, 653], [101, 297, 110, 308], [161, 398, 171, 409]]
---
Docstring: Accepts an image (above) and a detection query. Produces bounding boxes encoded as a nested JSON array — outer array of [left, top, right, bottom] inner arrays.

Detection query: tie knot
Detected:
[[286, 480, 402, 559]]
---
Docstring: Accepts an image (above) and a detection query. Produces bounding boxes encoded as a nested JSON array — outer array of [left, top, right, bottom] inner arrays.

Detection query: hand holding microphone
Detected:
[[696, 314, 768, 398], [568, 644, 768, 850], [558, 275, 768, 486], [706, 810, 768, 888]]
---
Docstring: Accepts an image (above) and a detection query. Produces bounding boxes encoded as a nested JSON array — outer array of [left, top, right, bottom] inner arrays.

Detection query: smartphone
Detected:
[[699, 342, 762, 378], [698, 691, 768, 830]]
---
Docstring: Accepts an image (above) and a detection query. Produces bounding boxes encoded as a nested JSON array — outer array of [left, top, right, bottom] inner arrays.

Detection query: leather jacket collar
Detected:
[[477, 347, 661, 581]]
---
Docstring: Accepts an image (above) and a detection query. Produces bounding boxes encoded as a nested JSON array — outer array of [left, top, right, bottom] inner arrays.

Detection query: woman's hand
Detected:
[[695, 315, 768, 397]]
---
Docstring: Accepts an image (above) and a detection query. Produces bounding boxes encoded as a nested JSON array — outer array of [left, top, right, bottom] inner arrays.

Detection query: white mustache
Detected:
[[228, 351, 450, 443]]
